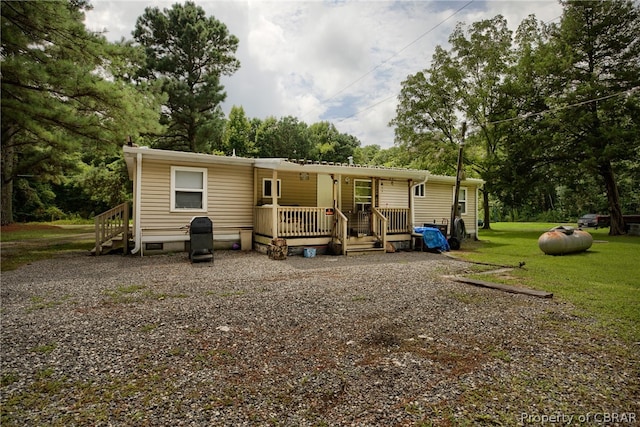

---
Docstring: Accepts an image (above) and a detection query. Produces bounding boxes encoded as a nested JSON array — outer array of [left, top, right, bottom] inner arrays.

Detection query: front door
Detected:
[[353, 179, 372, 235]]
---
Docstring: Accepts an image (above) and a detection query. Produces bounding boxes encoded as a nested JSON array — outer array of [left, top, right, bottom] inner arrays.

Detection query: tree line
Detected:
[[2, 0, 638, 234], [1, 1, 369, 223], [392, 0, 640, 234]]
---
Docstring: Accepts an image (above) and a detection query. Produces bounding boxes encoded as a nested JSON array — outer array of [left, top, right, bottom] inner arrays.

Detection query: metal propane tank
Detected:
[[538, 226, 593, 255]]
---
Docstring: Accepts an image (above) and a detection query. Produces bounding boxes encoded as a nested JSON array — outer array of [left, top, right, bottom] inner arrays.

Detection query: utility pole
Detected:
[[450, 122, 467, 247]]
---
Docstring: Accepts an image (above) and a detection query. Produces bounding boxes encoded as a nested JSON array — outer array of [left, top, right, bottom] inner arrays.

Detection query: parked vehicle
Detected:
[[577, 213, 598, 228], [593, 214, 640, 232]]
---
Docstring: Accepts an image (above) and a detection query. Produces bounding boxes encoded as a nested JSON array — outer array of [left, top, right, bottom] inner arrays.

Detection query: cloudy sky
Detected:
[[84, 0, 564, 148]]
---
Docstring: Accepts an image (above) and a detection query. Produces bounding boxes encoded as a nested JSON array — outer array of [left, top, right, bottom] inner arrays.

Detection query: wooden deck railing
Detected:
[[378, 208, 410, 234], [253, 205, 409, 255], [255, 206, 273, 237], [94, 202, 129, 255], [254, 206, 334, 238]]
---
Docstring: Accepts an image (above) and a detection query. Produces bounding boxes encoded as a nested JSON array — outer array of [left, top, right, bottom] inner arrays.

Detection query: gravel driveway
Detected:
[[1, 250, 638, 426]]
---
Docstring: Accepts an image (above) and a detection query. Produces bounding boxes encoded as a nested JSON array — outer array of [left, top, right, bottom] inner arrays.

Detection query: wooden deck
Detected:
[[254, 206, 411, 255]]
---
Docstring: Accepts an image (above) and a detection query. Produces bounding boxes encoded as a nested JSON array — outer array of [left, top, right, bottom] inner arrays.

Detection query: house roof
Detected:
[[123, 146, 484, 186], [253, 158, 430, 181], [427, 173, 485, 185], [123, 145, 255, 175]]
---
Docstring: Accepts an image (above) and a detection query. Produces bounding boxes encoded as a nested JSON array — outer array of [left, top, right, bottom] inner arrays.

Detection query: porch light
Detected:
[[299, 172, 309, 181], [345, 176, 351, 184]]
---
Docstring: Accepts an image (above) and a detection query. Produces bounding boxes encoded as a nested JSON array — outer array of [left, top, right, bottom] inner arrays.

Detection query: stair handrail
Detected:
[[333, 208, 349, 256], [94, 202, 129, 255], [371, 207, 388, 250]]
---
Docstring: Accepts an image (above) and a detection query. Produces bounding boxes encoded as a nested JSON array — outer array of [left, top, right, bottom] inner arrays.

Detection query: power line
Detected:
[[335, 94, 397, 124], [544, 14, 562, 24], [303, 0, 475, 120], [338, 86, 638, 130], [486, 87, 639, 126], [337, 10, 566, 128], [335, 19, 636, 129]]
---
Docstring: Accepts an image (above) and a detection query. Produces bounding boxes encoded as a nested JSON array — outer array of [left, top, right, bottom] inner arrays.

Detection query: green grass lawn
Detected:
[[0, 224, 93, 242], [456, 222, 640, 343], [1, 223, 94, 271]]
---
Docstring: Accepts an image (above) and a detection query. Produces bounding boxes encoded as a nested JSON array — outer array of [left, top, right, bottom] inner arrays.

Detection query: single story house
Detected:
[[95, 145, 484, 256]]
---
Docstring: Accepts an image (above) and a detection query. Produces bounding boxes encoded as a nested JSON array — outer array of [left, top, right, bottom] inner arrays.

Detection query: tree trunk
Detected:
[[600, 161, 625, 235], [1, 142, 15, 225], [482, 188, 491, 229], [1, 179, 13, 225]]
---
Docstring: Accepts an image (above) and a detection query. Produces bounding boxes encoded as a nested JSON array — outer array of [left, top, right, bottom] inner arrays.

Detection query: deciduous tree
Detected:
[[255, 116, 312, 159], [543, 0, 640, 235], [392, 16, 514, 229], [222, 106, 253, 156], [308, 122, 360, 163]]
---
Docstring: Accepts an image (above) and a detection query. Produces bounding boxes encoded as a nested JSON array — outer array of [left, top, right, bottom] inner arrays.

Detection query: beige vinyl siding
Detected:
[[414, 181, 478, 231], [256, 169, 317, 206], [140, 160, 253, 239], [340, 179, 354, 213], [462, 185, 478, 234], [457, 186, 477, 229], [379, 179, 409, 208]]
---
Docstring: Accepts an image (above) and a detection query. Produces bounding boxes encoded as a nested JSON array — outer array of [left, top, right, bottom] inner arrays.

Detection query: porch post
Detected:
[[408, 179, 413, 231], [271, 169, 278, 239], [371, 177, 376, 235], [123, 202, 129, 255], [371, 177, 376, 208], [336, 174, 342, 210], [332, 174, 338, 209]]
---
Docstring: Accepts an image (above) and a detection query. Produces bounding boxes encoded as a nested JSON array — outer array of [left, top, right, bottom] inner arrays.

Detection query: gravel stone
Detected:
[[1, 250, 638, 426]]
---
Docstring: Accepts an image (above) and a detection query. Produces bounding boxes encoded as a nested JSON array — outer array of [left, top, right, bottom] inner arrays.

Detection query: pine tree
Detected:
[[133, 1, 240, 153], [1, 0, 162, 224]]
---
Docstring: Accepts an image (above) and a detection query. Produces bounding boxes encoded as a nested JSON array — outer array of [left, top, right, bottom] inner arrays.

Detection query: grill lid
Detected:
[[190, 216, 212, 234]]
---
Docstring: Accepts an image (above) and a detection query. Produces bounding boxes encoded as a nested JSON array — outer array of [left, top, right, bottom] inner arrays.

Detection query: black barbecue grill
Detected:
[[189, 216, 213, 263]]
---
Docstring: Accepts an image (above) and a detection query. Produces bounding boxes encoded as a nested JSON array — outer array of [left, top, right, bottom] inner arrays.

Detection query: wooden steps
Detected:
[[345, 236, 385, 256], [91, 232, 132, 255], [94, 202, 130, 255], [346, 246, 386, 256]]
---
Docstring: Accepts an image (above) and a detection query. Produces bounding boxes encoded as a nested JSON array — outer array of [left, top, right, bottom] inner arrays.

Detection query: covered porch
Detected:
[[252, 159, 425, 255], [253, 205, 412, 255]]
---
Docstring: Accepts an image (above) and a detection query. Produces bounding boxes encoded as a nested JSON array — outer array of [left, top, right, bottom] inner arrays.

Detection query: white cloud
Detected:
[[84, 0, 564, 149], [247, 14, 289, 72]]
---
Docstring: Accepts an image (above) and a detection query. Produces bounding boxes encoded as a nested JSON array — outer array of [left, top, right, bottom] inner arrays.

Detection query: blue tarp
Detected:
[[414, 226, 450, 252]]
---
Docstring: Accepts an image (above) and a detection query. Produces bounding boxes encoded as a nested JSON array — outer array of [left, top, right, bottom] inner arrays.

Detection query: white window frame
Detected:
[[452, 186, 468, 215], [170, 166, 207, 212], [262, 178, 281, 198], [354, 179, 372, 212], [414, 183, 425, 198]]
